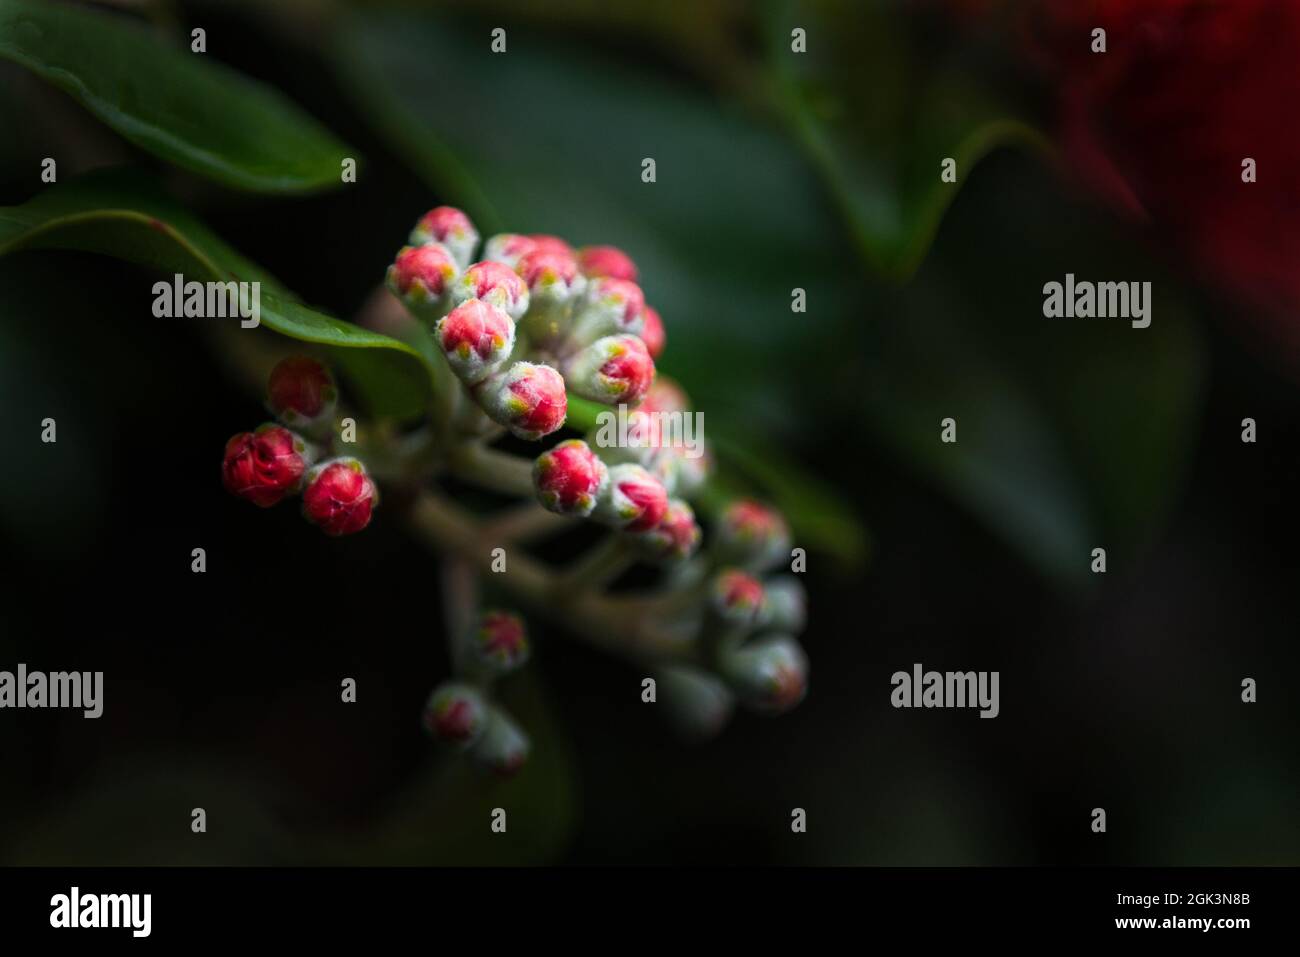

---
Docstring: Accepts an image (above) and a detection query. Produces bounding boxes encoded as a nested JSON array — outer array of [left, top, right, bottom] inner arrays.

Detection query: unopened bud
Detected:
[[657, 665, 734, 741], [483, 233, 536, 270], [410, 206, 479, 269], [386, 243, 459, 321], [720, 636, 808, 714], [302, 457, 378, 536], [635, 498, 701, 562], [434, 298, 516, 384], [716, 499, 791, 571], [422, 682, 489, 748], [222, 423, 309, 508], [447, 260, 530, 320], [476, 361, 568, 440], [564, 334, 655, 405], [594, 463, 668, 532], [711, 568, 768, 627], [533, 439, 609, 516], [470, 705, 530, 776], [266, 356, 337, 433], [639, 305, 665, 358], [764, 576, 807, 632], [577, 244, 638, 281], [469, 610, 530, 673], [569, 277, 645, 344]]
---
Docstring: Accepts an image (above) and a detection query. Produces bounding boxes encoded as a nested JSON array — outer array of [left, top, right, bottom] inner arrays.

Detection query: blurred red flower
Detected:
[[1032, 0, 1300, 354]]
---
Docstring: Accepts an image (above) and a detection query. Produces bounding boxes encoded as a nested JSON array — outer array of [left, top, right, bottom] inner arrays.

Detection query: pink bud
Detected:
[[594, 463, 669, 532], [483, 233, 538, 270], [476, 362, 568, 440], [222, 424, 309, 508], [529, 234, 573, 256], [472, 611, 530, 672], [302, 458, 378, 536], [712, 568, 768, 626], [266, 356, 337, 431], [569, 277, 646, 343], [410, 206, 479, 268], [564, 334, 655, 405], [578, 244, 638, 281], [470, 706, 530, 776], [639, 305, 665, 358], [635, 498, 701, 562], [386, 243, 459, 320], [434, 298, 516, 384], [717, 499, 791, 571], [423, 682, 489, 748], [721, 636, 808, 715], [533, 439, 609, 516], [448, 260, 530, 320], [515, 248, 584, 304]]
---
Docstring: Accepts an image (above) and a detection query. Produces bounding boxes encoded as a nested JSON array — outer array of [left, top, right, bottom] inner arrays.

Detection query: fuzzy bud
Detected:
[[577, 244, 638, 281], [670, 441, 712, 497], [470, 706, 530, 776], [639, 305, 665, 359], [483, 233, 537, 270], [422, 682, 489, 748], [410, 206, 479, 269], [634, 498, 701, 562], [222, 423, 309, 508], [569, 277, 645, 343], [266, 356, 337, 433], [594, 463, 669, 532], [468, 610, 530, 673], [434, 298, 516, 384], [529, 234, 573, 256], [476, 362, 568, 440], [515, 248, 584, 304], [657, 666, 734, 741], [721, 636, 808, 715], [764, 576, 807, 632], [302, 457, 377, 536], [716, 499, 791, 571], [533, 439, 609, 517], [447, 260, 530, 320], [564, 334, 655, 405], [386, 243, 459, 320], [711, 568, 768, 627]]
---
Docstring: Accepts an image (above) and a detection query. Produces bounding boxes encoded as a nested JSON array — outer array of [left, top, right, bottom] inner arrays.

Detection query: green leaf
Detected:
[[764, 0, 1050, 280], [0, 168, 436, 419], [0, 0, 354, 192]]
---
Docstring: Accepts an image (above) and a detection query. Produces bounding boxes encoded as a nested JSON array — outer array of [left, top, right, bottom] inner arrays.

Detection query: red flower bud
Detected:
[[639, 305, 665, 359], [635, 498, 701, 562], [386, 243, 459, 320], [712, 568, 768, 626], [448, 260, 530, 320], [476, 362, 568, 440], [717, 499, 791, 571], [639, 375, 689, 416], [570, 277, 646, 343], [595, 463, 669, 532], [483, 233, 537, 270], [222, 423, 308, 508], [564, 334, 655, 405], [302, 458, 377, 536], [410, 206, 479, 268], [266, 356, 337, 432], [422, 682, 489, 748], [528, 234, 573, 256], [434, 298, 516, 384], [470, 706, 530, 776], [515, 248, 584, 303], [577, 244, 638, 281], [721, 636, 808, 715], [471, 610, 530, 673], [533, 439, 609, 516]]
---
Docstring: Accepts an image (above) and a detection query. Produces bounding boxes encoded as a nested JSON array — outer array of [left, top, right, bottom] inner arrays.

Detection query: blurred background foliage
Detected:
[[0, 0, 1295, 864]]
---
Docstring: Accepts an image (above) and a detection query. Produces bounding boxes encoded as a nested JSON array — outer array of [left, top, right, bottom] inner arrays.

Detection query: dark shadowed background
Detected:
[[0, 0, 1296, 865]]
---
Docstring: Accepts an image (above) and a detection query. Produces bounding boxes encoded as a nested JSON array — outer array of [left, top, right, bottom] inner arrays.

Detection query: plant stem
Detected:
[[447, 442, 534, 497]]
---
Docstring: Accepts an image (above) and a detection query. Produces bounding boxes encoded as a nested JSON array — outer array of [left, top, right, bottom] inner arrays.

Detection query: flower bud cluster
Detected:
[[222, 356, 378, 535]]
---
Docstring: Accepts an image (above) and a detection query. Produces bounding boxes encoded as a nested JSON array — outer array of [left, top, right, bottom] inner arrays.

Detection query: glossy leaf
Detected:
[[0, 169, 436, 419], [0, 0, 353, 192]]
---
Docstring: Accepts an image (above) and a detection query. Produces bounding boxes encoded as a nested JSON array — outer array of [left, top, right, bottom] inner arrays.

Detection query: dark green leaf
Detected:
[[0, 168, 436, 419], [0, 0, 354, 192]]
